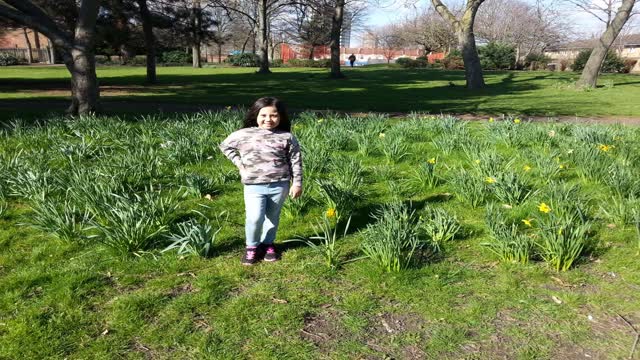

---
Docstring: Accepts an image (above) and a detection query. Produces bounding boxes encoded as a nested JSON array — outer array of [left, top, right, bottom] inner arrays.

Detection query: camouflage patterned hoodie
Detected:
[[219, 127, 303, 187]]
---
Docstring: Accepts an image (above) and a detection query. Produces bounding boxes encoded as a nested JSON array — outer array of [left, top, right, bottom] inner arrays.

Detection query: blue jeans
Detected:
[[243, 181, 290, 247]]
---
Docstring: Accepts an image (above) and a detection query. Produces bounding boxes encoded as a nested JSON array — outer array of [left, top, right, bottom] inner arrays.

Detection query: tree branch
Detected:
[[431, 0, 461, 31], [0, 2, 72, 50]]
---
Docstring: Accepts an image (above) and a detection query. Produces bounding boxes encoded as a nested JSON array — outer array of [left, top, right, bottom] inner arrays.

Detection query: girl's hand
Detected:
[[289, 185, 302, 199]]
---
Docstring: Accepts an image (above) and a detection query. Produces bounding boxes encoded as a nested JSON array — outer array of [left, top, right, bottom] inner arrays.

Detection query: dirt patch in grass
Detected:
[[130, 338, 158, 360], [366, 312, 430, 360], [457, 308, 612, 360], [168, 282, 198, 298], [300, 309, 347, 353]]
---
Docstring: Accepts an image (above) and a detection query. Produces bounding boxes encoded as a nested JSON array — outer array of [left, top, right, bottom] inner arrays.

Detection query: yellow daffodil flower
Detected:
[[523, 165, 532, 172], [489, 117, 494, 123], [379, 133, 386, 138], [325, 208, 337, 218], [428, 158, 437, 164], [485, 177, 497, 184], [538, 202, 552, 213], [522, 219, 533, 227], [514, 118, 521, 124]]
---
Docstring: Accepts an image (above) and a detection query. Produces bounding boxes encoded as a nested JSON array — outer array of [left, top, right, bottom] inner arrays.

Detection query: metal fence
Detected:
[[0, 48, 52, 63]]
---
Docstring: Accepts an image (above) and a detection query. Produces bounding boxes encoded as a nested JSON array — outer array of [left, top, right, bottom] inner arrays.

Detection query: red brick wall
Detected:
[[0, 28, 48, 49]]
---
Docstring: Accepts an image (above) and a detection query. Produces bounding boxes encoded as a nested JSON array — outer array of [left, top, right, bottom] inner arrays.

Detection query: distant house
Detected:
[[544, 34, 640, 73]]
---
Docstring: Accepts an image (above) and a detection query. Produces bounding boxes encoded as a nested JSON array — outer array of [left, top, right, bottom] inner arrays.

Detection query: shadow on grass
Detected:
[[0, 68, 561, 120]]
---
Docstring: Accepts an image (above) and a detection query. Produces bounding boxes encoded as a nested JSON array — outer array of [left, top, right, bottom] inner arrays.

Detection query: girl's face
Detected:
[[257, 106, 280, 130]]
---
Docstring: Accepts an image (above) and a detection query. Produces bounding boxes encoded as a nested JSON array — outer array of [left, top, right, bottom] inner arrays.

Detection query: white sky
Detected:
[[356, 0, 638, 46]]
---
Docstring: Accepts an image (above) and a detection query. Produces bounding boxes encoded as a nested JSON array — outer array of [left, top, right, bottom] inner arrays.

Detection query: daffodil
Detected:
[[514, 118, 521, 124], [428, 158, 436, 164], [485, 177, 497, 184], [379, 133, 386, 139], [488, 117, 495, 123], [538, 202, 552, 213], [225, 106, 232, 110], [325, 208, 337, 218], [559, 164, 565, 169], [522, 219, 533, 227], [598, 144, 612, 152], [523, 165, 532, 172], [474, 159, 481, 164], [317, 118, 325, 123], [548, 130, 556, 137]]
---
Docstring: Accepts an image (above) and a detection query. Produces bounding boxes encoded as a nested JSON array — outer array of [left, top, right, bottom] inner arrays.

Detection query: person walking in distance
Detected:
[[348, 53, 356, 67]]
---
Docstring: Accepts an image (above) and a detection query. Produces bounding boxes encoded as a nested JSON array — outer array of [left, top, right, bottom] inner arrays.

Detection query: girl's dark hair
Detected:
[[243, 97, 291, 131]]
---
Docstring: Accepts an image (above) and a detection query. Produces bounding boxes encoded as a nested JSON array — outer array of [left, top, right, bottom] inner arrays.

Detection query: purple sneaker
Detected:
[[241, 246, 258, 265], [263, 244, 278, 262]]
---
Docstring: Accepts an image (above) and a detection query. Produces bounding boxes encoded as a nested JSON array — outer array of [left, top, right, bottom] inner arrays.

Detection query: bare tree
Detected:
[[376, 24, 406, 63], [431, 0, 486, 89], [577, 0, 637, 87], [0, 0, 101, 114], [400, 7, 456, 53], [475, 0, 570, 65], [564, 0, 639, 27]]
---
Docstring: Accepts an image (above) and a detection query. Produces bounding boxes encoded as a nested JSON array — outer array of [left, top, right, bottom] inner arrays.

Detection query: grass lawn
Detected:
[[1, 112, 639, 359], [1, 65, 640, 119]]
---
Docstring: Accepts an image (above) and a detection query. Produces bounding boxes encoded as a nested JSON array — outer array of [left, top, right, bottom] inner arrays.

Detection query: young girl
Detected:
[[219, 97, 303, 265]]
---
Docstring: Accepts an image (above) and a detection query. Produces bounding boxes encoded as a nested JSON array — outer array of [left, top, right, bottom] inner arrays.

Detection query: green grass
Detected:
[[1, 65, 640, 119], [1, 112, 639, 358]]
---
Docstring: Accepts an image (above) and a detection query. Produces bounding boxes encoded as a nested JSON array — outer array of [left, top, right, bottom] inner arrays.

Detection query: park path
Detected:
[[3, 99, 640, 126]]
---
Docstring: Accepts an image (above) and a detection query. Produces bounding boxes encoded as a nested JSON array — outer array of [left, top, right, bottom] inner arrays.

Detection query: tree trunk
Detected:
[[48, 39, 56, 64], [432, 0, 486, 89], [34, 30, 41, 49], [458, 28, 485, 89], [191, 0, 202, 68], [577, 0, 636, 88], [329, 0, 346, 78], [256, 0, 270, 74], [137, 0, 156, 83], [22, 28, 33, 64], [218, 43, 222, 63], [64, 48, 100, 114], [308, 47, 314, 60], [66, 0, 101, 114]]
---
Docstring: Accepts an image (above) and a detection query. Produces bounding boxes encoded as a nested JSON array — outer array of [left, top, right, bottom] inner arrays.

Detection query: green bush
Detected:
[[623, 59, 638, 73], [572, 49, 625, 73], [271, 59, 284, 67], [287, 58, 331, 68], [227, 53, 260, 67], [396, 57, 428, 69], [161, 50, 191, 65], [524, 52, 551, 70], [0, 53, 20, 66], [479, 42, 515, 70], [443, 50, 464, 70]]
